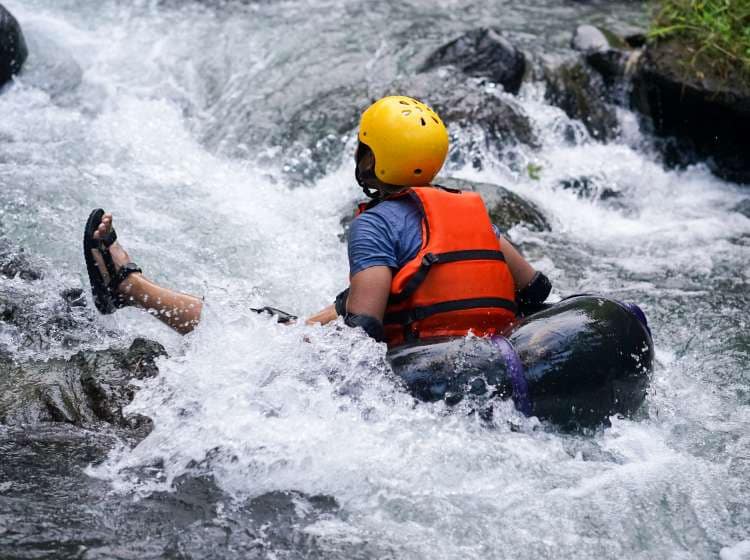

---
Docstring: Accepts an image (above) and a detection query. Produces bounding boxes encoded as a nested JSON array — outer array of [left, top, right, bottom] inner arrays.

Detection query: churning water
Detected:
[[1, 0, 749, 558]]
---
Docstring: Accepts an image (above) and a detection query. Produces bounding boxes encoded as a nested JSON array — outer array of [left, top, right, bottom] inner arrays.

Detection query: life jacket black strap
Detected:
[[389, 250, 506, 304], [384, 297, 517, 326], [431, 183, 463, 194]]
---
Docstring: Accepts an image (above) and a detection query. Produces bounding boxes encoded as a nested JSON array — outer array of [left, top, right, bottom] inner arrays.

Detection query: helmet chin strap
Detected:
[[356, 173, 381, 199], [355, 150, 381, 200]]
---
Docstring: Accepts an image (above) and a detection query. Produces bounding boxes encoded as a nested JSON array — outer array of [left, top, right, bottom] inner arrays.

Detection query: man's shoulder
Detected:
[[351, 197, 420, 242]]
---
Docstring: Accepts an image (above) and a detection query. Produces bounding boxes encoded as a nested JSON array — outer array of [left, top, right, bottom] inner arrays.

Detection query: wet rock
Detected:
[[76, 338, 167, 427], [558, 175, 621, 201], [60, 287, 86, 307], [389, 69, 538, 168], [572, 25, 610, 53], [625, 33, 647, 49], [37, 381, 90, 424], [0, 356, 93, 425], [0, 299, 16, 322], [0, 239, 42, 280], [436, 176, 550, 232], [434, 80, 535, 147], [0, 239, 102, 354], [0, 338, 166, 430], [420, 27, 526, 94], [0, 425, 357, 560], [544, 60, 619, 141], [571, 25, 629, 86], [631, 39, 750, 184], [0, 3, 27, 87], [0, 281, 94, 354]]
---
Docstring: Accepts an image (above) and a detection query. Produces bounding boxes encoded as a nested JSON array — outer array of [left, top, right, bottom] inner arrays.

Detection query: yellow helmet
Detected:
[[358, 96, 449, 186]]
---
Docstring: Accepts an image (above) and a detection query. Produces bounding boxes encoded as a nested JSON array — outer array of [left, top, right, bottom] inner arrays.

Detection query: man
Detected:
[[84, 95, 551, 348]]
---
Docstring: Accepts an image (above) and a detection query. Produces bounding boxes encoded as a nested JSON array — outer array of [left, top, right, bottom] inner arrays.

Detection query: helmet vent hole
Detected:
[[363, 131, 367, 136], [399, 100, 410, 105], [432, 117, 439, 124], [414, 168, 422, 175], [420, 118, 426, 126], [402, 110, 411, 116]]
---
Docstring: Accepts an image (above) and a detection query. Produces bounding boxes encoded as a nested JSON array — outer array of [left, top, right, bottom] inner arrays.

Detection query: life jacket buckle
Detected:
[[422, 252, 439, 266]]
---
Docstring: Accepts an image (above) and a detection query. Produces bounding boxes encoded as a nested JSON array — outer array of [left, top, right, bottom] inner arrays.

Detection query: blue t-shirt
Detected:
[[347, 197, 504, 277], [348, 198, 422, 277]]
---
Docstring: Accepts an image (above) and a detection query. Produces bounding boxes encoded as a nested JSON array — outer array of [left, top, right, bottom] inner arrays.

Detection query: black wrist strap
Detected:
[[516, 271, 552, 307], [334, 288, 349, 316], [344, 312, 385, 342]]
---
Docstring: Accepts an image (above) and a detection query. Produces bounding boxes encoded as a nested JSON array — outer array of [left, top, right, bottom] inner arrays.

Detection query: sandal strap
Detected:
[[98, 239, 118, 284], [100, 228, 117, 247], [110, 262, 142, 294]]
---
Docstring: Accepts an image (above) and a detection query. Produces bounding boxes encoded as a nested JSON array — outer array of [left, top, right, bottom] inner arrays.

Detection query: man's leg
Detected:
[[91, 213, 203, 334]]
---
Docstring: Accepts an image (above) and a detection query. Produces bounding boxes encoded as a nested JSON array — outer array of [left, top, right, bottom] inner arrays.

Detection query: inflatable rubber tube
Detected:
[[387, 295, 654, 427]]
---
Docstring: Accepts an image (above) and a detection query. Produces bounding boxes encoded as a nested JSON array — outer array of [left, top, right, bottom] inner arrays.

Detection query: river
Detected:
[[0, 0, 749, 558]]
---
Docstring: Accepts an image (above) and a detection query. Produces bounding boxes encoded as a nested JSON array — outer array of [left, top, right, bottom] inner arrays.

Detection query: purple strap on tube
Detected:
[[490, 336, 532, 416]]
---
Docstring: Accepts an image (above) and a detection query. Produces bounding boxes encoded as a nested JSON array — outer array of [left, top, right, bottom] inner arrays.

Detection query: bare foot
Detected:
[[91, 213, 139, 301]]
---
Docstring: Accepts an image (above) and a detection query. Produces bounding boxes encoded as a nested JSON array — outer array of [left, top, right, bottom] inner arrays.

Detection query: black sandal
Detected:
[[83, 208, 142, 314]]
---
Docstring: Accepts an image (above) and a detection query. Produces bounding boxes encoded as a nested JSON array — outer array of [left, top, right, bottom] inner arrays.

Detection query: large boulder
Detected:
[[436, 177, 550, 232], [0, 3, 27, 87], [419, 28, 526, 94], [387, 69, 538, 169], [277, 69, 538, 183], [630, 39, 750, 184]]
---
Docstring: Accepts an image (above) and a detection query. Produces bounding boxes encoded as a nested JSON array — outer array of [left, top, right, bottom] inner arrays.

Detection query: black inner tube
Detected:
[[387, 295, 654, 428]]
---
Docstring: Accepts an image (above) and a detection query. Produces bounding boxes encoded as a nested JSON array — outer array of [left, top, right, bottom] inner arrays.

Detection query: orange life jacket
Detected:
[[360, 186, 517, 348]]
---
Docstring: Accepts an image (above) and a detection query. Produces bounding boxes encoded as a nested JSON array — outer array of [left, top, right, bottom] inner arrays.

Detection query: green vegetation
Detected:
[[649, 0, 750, 80], [526, 163, 542, 181]]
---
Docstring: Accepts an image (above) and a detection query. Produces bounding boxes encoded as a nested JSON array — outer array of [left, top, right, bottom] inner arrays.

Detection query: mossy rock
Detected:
[[631, 39, 750, 184]]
